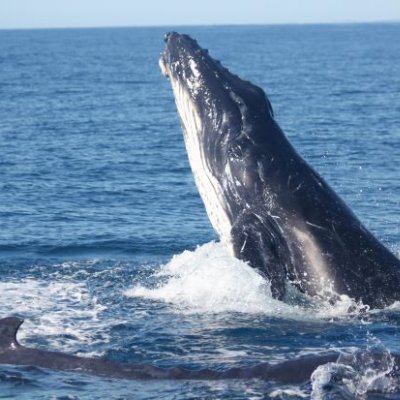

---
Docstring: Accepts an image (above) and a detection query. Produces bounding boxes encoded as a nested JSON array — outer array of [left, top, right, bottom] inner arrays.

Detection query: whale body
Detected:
[[160, 32, 400, 308], [1, 317, 400, 385], [0, 316, 339, 383]]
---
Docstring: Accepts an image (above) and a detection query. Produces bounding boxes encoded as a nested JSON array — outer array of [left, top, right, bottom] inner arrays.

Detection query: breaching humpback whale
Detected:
[[1, 317, 399, 383], [160, 32, 400, 308]]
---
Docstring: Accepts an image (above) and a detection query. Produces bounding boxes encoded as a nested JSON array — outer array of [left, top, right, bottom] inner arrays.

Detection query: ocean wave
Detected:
[[0, 238, 194, 259]]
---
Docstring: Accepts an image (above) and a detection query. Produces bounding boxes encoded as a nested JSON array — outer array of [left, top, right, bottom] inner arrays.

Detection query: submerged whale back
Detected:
[[1, 317, 400, 384]]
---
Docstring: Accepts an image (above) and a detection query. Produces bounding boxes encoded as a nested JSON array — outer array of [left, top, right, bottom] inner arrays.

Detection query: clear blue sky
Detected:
[[1, 0, 400, 29]]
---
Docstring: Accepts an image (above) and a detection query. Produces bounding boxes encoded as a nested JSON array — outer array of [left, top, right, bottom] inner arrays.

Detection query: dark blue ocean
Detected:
[[0, 24, 399, 399]]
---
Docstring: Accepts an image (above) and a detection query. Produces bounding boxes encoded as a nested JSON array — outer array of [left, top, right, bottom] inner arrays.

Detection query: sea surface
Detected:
[[0, 23, 399, 399]]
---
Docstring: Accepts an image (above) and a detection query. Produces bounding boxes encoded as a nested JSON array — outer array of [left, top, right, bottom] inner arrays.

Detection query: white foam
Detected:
[[125, 241, 365, 319], [386, 301, 400, 310], [311, 337, 397, 398], [311, 359, 396, 398], [269, 388, 309, 398], [0, 279, 108, 353], [126, 241, 285, 314]]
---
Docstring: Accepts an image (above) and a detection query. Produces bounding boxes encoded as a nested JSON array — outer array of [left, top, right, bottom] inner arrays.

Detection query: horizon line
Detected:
[[0, 19, 399, 32]]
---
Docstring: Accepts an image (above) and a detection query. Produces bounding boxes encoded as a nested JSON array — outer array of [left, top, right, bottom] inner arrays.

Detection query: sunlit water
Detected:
[[0, 24, 399, 399]]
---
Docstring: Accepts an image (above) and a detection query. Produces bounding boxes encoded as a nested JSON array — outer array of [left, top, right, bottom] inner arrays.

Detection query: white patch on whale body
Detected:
[[188, 59, 201, 78], [167, 64, 233, 249], [158, 58, 168, 77], [292, 226, 331, 285]]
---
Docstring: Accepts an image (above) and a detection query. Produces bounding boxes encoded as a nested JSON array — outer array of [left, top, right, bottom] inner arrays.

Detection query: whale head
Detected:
[[160, 32, 277, 246], [160, 32, 274, 154]]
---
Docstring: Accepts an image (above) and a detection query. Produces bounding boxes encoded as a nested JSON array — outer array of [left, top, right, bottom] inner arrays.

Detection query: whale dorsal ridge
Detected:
[[0, 317, 23, 349]]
